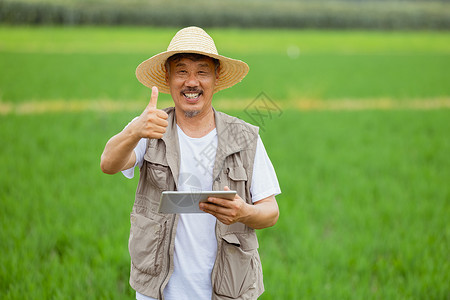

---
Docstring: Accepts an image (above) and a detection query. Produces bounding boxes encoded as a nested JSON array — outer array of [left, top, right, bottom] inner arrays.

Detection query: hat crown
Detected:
[[167, 26, 218, 55]]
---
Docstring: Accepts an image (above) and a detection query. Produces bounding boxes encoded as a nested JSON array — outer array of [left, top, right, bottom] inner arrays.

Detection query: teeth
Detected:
[[184, 93, 199, 99]]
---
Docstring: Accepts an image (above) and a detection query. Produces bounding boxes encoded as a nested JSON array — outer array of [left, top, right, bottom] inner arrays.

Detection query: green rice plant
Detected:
[[0, 109, 449, 299], [0, 26, 449, 300], [254, 109, 450, 299]]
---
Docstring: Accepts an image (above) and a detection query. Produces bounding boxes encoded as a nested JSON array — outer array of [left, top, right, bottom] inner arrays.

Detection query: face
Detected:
[[165, 57, 219, 118]]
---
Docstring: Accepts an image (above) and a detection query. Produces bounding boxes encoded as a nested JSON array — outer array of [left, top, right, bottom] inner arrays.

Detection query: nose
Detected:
[[185, 72, 199, 87]]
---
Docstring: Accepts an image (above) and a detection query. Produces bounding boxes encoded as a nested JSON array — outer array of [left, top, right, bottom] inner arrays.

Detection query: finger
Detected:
[[152, 117, 168, 128], [148, 125, 167, 135], [201, 202, 229, 215], [222, 186, 239, 201], [148, 86, 159, 109], [156, 109, 169, 120], [144, 130, 165, 139], [207, 197, 231, 208], [201, 206, 233, 225], [151, 133, 164, 139]]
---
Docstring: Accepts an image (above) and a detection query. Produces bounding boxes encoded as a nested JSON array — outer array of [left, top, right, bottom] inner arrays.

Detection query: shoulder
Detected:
[[215, 110, 259, 136]]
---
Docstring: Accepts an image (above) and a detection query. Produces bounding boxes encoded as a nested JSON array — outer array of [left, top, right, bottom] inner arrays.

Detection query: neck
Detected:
[[175, 106, 216, 138]]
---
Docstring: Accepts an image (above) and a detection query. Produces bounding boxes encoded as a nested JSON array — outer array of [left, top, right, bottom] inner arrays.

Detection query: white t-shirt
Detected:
[[123, 123, 281, 300]]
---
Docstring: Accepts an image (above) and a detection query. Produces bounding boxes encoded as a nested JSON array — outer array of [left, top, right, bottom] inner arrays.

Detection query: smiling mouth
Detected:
[[182, 91, 202, 101]]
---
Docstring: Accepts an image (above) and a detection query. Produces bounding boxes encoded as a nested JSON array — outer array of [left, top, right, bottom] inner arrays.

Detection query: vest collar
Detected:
[[161, 107, 180, 188], [214, 108, 247, 159], [213, 108, 249, 182]]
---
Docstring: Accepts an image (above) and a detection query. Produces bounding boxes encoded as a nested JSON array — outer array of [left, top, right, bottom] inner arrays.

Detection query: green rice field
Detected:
[[0, 27, 449, 299]]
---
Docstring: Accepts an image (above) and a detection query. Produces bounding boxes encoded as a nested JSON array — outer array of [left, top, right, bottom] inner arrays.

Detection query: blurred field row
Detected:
[[1, 98, 450, 116], [2, 27, 450, 54], [1, 27, 450, 106], [2, 0, 450, 29]]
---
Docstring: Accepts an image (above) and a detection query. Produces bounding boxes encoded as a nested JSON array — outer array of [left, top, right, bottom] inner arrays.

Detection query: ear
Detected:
[[215, 65, 220, 85], [165, 70, 169, 85]]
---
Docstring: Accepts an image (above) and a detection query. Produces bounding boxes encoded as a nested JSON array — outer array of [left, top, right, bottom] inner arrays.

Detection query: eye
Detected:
[[176, 70, 188, 76]]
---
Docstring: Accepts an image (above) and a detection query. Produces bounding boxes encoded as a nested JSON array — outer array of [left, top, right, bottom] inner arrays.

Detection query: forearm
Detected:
[[240, 196, 279, 230], [100, 88, 169, 174], [100, 127, 140, 174]]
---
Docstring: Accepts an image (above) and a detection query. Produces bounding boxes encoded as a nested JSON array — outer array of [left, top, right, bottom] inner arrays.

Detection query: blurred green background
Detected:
[[1, 0, 449, 299]]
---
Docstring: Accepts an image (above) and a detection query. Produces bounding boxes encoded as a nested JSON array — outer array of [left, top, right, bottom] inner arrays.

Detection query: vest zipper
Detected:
[[159, 214, 176, 300]]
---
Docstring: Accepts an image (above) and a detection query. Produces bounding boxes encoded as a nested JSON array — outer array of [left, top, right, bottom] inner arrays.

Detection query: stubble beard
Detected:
[[184, 110, 201, 118]]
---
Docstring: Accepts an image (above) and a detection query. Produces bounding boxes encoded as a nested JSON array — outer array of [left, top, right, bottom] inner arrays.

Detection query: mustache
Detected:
[[181, 88, 203, 94]]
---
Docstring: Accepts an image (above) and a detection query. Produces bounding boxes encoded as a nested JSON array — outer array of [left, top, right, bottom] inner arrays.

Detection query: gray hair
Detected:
[[164, 53, 220, 75]]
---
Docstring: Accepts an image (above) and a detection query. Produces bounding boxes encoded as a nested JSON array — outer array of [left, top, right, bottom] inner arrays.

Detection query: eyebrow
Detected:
[[174, 62, 211, 68], [175, 62, 187, 68]]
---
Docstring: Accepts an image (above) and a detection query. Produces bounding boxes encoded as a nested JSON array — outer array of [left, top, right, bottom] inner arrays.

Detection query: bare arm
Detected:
[[100, 87, 168, 174], [200, 186, 279, 229], [100, 127, 141, 174]]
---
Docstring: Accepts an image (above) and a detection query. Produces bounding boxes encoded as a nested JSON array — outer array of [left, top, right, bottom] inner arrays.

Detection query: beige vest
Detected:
[[128, 107, 264, 300]]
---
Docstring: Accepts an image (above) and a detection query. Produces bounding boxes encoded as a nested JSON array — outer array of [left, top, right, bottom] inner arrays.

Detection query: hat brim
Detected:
[[135, 50, 249, 94]]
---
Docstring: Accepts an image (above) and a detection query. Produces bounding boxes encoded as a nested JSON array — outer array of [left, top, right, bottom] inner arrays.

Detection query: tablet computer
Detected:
[[158, 190, 236, 214]]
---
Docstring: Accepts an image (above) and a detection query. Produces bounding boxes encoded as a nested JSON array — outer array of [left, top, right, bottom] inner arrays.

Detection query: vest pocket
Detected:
[[225, 166, 248, 200], [146, 161, 170, 191], [227, 166, 248, 182], [129, 213, 165, 276], [214, 233, 258, 298]]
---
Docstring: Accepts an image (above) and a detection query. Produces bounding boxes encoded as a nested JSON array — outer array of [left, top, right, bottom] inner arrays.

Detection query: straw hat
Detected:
[[136, 26, 249, 94]]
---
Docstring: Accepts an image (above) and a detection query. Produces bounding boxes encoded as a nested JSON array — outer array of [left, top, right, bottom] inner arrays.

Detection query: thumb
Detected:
[[148, 86, 159, 109], [223, 186, 230, 191]]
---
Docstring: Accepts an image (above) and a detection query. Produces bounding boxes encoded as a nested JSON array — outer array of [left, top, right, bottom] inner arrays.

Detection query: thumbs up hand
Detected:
[[130, 86, 169, 139]]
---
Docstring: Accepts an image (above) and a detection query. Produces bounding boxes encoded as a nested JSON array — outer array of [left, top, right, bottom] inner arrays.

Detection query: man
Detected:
[[100, 26, 280, 300]]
